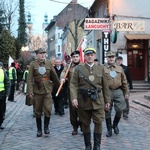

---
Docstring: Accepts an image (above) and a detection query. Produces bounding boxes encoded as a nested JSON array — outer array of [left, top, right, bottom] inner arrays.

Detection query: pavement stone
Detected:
[[0, 90, 150, 150]]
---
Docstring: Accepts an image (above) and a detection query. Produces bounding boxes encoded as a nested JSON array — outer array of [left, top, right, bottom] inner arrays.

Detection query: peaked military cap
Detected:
[[70, 51, 80, 56], [106, 51, 116, 57], [116, 56, 123, 60], [35, 48, 46, 54], [65, 55, 71, 60], [84, 47, 96, 55]]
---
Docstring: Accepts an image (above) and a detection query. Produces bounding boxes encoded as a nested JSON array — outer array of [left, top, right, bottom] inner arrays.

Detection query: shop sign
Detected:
[[113, 20, 145, 31], [84, 18, 109, 30]]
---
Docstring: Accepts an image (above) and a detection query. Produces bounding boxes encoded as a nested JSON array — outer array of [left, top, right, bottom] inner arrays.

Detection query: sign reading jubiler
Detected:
[[84, 18, 109, 30]]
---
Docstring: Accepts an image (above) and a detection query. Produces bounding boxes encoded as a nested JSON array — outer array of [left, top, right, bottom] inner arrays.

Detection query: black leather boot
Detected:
[[44, 116, 50, 134], [36, 117, 42, 137], [105, 118, 112, 137], [93, 133, 101, 150], [113, 115, 121, 134], [83, 132, 92, 150]]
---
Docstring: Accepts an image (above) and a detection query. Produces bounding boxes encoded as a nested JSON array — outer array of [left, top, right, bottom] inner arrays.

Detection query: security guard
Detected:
[[103, 51, 129, 137], [60, 50, 82, 135], [0, 62, 11, 129], [70, 48, 110, 150], [8, 62, 17, 102], [27, 48, 60, 137]]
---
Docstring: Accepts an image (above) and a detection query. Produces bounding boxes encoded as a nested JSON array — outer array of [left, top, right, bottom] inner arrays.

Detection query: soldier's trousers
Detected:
[[34, 93, 52, 118], [123, 99, 129, 115], [105, 89, 126, 118], [78, 108, 104, 133], [69, 100, 80, 129]]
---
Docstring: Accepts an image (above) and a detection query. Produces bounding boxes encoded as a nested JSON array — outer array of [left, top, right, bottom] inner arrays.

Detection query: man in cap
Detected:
[[60, 50, 82, 135], [0, 62, 11, 129], [8, 62, 17, 102], [103, 51, 129, 137], [70, 48, 110, 150], [116, 56, 133, 119], [27, 48, 60, 137]]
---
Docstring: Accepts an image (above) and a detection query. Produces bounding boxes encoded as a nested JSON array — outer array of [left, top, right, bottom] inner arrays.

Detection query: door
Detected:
[[127, 50, 145, 80]]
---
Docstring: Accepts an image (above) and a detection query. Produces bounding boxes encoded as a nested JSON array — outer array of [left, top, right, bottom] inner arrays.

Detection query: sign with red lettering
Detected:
[[84, 18, 110, 30]]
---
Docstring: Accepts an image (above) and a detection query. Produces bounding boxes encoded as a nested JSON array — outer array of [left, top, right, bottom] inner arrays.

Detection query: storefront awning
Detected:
[[125, 34, 150, 40]]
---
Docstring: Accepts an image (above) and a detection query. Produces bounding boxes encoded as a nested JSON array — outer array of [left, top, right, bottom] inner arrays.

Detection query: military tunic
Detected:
[[70, 63, 110, 133], [103, 63, 129, 118], [27, 59, 60, 118]]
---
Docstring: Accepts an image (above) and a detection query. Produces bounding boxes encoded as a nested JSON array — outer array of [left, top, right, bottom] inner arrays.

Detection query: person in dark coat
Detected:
[[0, 62, 11, 129], [52, 57, 65, 116], [116, 56, 133, 119]]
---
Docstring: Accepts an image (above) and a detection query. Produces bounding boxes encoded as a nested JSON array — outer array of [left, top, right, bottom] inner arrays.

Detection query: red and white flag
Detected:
[[77, 36, 87, 62], [8, 55, 19, 69]]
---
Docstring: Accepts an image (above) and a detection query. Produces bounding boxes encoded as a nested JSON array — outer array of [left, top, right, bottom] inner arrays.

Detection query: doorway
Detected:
[[128, 49, 145, 80]]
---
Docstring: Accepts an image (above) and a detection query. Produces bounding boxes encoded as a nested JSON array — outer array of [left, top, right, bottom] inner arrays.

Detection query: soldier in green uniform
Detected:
[[60, 51, 82, 135], [27, 48, 60, 137], [70, 48, 110, 150], [103, 51, 129, 137]]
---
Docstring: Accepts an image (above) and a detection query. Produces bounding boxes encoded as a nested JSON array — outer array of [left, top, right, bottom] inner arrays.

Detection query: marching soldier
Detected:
[[60, 51, 82, 135], [116, 56, 133, 119], [103, 51, 129, 137], [70, 48, 110, 150], [27, 48, 60, 137]]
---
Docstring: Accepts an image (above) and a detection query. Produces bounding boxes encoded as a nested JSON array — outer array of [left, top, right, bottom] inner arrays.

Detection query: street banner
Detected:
[[84, 18, 109, 30]]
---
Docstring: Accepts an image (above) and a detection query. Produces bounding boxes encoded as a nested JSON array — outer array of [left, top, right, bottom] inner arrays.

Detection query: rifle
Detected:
[[55, 61, 72, 97]]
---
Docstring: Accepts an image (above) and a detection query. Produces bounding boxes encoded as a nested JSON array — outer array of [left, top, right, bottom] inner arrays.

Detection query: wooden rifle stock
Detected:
[[55, 61, 72, 97]]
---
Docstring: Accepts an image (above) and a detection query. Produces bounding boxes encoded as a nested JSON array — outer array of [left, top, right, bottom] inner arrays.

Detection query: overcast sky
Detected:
[[26, 0, 94, 35]]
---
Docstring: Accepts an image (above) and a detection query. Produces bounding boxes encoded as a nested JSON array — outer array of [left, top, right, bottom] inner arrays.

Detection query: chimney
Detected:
[[71, 0, 77, 4]]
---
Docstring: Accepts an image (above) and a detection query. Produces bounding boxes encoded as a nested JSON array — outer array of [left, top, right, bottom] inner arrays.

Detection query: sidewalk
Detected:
[[0, 90, 150, 150]]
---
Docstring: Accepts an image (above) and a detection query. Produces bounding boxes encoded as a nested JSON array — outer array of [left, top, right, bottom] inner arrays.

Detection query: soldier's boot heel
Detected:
[[36, 117, 42, 137], [44, 116, 50, 134], [37, 129, 42, 137], [93, 133, 101, 150]]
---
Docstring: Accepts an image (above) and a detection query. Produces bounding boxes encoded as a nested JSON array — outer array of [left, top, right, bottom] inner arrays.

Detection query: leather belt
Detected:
[[109, 87, 121, 90], [42, 77, 49, 81]]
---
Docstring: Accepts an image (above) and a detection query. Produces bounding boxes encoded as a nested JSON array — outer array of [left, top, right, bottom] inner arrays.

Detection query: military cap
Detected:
[[35, 48, 46, 54], [70, 51, 80, 56], [65, 55, 71, 60], [0, 62, 3, 66], [84, 47, 96, 55], [106, 51, 116, 57], [116, 56, 123, 60]]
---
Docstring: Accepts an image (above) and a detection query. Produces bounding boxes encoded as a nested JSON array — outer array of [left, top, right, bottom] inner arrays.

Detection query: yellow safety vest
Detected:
[[23, 70, 29, 80], [0, 69, 5, 92], [9, 67, 17, 80]]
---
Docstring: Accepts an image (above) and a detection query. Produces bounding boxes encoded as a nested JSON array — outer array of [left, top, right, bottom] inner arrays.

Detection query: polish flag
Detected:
[[8, 56, 19, 69], [77, 36, 87, 62]]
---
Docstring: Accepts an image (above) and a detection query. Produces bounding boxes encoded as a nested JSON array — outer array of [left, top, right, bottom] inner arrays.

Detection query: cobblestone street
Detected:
[[0, 91, 150, 150]]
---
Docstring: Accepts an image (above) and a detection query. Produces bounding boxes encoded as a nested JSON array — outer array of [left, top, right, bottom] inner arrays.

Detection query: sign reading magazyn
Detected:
[[113, 20, 145, 31], [84, 18, 109, 30]]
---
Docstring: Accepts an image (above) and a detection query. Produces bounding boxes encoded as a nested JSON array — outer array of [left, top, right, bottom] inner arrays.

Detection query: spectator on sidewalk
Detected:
[[8, 62, 17, 102], [116, 56, 133, 119], [60, 51, 83, 136], [16, 63, 23, 91], [103, 51, 129, 137], [0, 62, 11, 129], [70, 48, 110, 150], [27, 48, 60, 137], [52, 57, 65, 116]]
